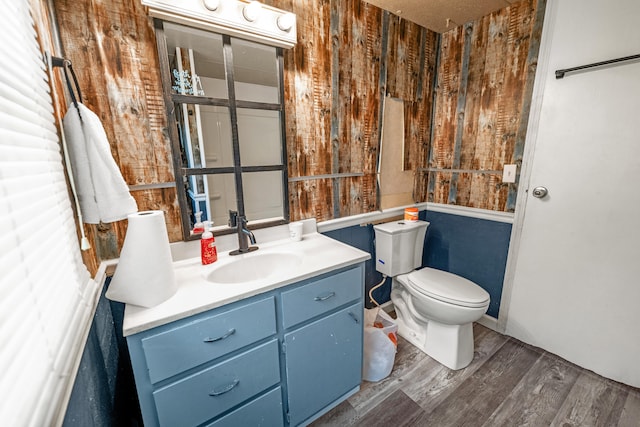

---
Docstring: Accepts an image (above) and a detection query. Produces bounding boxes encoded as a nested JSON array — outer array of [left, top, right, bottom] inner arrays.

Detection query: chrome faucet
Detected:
[[228, 210, 258, 255]]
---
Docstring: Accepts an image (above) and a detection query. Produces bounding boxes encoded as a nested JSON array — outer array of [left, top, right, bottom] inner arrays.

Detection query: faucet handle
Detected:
[[228, 210, 238, 227]]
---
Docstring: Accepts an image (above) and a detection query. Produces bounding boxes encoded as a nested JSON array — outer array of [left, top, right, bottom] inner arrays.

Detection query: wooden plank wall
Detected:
[[268, 0, 437, 221], [45, 0, 543, 274], [53, 0, 181, 274], [51, 0, 436, 274], [427, 0, 545, 212]]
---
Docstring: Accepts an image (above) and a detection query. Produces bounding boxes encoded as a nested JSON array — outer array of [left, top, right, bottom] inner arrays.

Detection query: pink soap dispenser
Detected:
[[201, 221, 217, 265]]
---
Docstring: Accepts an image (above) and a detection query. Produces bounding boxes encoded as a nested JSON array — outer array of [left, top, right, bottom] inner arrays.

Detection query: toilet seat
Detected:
[[406, 268, 490, 308]]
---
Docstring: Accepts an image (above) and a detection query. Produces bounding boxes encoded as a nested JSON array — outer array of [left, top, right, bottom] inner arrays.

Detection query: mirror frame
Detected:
[[153, 19, 290, 240]]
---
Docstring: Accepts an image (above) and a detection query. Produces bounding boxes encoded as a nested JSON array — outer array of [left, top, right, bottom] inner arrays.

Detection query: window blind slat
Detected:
[[0, 269, 30, 342], [1, 307, 47, 390], [0, 103, 57, 135], [4, 342, 53, 424], [0, 2, 99, 425], [0, 71, 53, 105]]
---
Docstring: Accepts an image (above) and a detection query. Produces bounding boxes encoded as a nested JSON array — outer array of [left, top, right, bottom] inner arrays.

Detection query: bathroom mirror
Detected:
[[156, 21, 288, 239]]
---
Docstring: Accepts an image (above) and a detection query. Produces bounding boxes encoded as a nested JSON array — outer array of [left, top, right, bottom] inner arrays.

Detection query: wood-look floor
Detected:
[[312, 324, 640, 427]]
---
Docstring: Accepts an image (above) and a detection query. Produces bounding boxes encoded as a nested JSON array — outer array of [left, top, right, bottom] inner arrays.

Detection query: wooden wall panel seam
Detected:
[[289, 172, 367, 182], [374, 11, 390, 212], [423, 168, 503, 174], [426, 33, 441, 202], [330, 0, 341, 218], [447, 22, 474, 205]]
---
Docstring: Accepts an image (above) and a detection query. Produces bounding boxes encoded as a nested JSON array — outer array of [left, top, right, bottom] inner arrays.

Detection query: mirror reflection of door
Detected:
[[161, 22, 287, 236]]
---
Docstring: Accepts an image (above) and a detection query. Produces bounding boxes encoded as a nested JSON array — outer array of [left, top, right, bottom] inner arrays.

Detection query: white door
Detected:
[[502, 0, 640, 387]]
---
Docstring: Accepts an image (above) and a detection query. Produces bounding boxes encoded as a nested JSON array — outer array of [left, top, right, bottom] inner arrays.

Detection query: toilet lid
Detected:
[[406, 267, 490, 308]]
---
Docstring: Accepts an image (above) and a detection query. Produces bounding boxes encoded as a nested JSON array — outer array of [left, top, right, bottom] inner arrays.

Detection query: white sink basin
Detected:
[[205, 251, 303, 284]]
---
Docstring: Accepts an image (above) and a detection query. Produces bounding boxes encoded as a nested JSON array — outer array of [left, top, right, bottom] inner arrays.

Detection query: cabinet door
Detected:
[[284, 302, 363, 425]]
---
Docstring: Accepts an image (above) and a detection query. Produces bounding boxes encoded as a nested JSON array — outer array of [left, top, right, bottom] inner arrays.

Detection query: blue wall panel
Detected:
[[323, 225, 390, 308], [63, 279, 142, 426], [324, 210, 511, 318], [421, 210, 511, 318]]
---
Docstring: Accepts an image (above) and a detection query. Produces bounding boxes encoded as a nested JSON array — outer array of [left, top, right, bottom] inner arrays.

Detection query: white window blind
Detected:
[[0, 2, 98, 426]]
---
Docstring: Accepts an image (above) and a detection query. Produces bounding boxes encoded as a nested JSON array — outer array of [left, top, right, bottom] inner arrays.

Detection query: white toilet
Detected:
[[373, 220, 490, 370]]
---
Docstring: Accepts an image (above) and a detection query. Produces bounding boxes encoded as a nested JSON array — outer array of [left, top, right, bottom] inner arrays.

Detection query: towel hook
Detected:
[[50, 54, 83, 121]]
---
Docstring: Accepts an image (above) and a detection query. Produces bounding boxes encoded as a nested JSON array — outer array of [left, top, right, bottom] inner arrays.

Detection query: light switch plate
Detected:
[[502, 164, 517, 183]]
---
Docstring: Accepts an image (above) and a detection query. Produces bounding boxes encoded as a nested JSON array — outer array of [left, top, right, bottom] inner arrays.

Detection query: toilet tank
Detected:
[[373, 220, 429, 276]]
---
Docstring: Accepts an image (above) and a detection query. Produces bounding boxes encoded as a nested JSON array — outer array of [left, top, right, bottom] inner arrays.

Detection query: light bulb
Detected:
[[243, 1, 262, 22], [277, 13, 295, 32], [202, 0, 220, 11]]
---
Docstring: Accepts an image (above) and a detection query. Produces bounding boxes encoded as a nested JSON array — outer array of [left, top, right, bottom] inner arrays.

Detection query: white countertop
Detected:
[[122, 230, 370, 336]]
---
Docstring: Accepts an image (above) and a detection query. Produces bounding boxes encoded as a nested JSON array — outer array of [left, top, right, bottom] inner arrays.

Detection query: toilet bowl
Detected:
[[373, 220, 490, 370], [391, 268, 489, 370]]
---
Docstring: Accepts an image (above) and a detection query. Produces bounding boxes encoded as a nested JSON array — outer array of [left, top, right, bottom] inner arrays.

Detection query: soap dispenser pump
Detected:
[[201, 221, 217, 265]]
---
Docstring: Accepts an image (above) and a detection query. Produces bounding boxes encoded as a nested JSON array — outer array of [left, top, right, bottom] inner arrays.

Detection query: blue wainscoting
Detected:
[[323, 209, 511, 318], [421, 210, 511, 318], [63, 278, 143, 427], [323, 225, 390, 308]]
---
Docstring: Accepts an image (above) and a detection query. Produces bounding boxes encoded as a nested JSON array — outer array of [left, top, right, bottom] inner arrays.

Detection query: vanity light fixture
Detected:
[[141, 0, 297, 48], [242, 1, 262, 22]]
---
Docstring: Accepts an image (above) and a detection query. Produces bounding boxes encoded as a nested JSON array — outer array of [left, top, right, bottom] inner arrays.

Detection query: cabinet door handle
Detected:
[[314, 291, 336, 302], [348, 312, 360, 324], [208, 379, 239, 396], [203, 328, 236, 343]]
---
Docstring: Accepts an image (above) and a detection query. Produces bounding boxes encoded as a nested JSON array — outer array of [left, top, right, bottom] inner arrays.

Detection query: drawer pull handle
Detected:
[[348, 312, 360, 324], [314, 292, 336, 302], [203, 328, 236, 343], [209, 379, 240, 396]]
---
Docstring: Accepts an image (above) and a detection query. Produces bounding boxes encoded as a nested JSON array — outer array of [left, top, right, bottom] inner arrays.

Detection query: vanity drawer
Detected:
[[153, 339, 281, 427], [141, 297, 276, 384], [205, 387, 283, 427], [281, 266, 362, 329]]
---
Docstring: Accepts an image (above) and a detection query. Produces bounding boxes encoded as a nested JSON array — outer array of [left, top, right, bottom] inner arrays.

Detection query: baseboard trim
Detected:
[[477, 314, 499, 331]]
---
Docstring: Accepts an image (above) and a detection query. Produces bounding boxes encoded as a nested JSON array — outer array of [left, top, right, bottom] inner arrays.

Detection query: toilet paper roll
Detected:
[[106, 210, 177, 307]]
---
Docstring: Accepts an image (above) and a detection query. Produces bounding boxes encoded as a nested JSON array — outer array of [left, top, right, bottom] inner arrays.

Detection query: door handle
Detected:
[[532, 186, 548, 198]]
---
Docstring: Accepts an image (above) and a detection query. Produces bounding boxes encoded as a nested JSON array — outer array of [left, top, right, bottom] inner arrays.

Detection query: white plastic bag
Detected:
[[362, 309, 398, 382]]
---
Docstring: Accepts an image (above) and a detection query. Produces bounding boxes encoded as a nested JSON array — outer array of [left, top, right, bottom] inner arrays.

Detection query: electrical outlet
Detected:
[[502, 164, 517, 183]]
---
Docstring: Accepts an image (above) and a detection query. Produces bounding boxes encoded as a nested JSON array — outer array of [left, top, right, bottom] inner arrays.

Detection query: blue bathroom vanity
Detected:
[[123, 232, 369, 426]]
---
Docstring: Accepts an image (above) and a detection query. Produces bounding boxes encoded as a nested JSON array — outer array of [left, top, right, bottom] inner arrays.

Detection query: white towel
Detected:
[[63, 103, 137, 224]]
